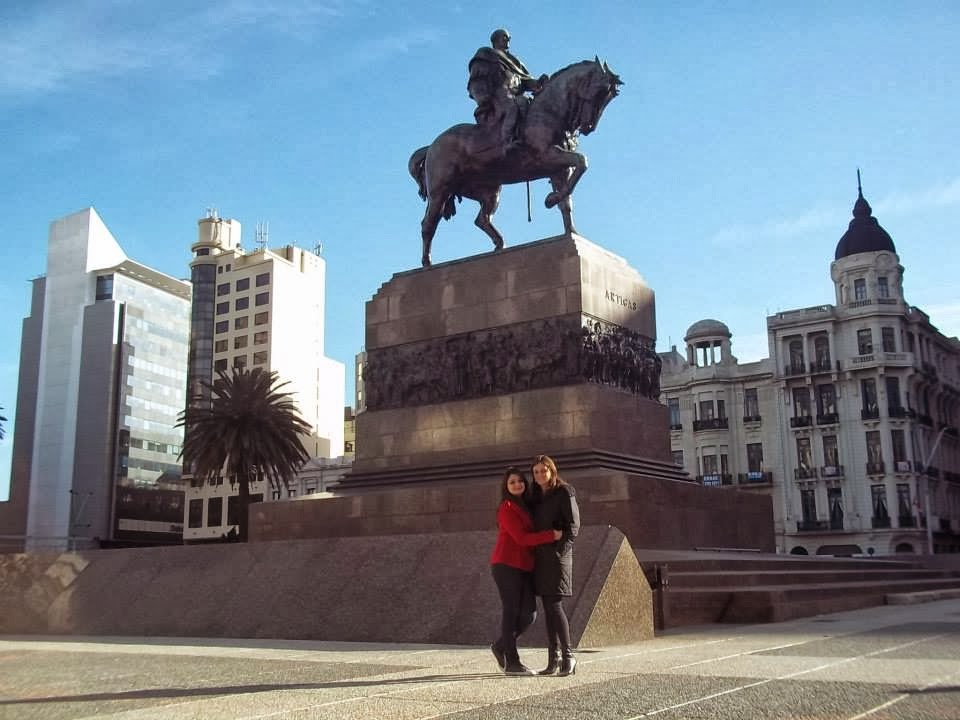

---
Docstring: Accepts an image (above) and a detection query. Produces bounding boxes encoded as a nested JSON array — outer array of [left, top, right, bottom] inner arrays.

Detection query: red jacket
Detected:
[[490, 499, 557, 571]]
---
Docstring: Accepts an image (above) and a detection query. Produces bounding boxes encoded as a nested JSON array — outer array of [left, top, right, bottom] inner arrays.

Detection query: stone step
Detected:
[[667, 568, 960, 588], [663, 577, 960, 627]]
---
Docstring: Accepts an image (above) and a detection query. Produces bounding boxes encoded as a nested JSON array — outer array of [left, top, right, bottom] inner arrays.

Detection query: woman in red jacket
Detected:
[[490, 466, 562, 675]]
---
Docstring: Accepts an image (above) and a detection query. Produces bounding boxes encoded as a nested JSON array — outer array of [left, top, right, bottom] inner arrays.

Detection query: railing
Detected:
[[669, 423, 682, 431], [866, 462, 886, 475], [847, 299, 873, 308], [871, 516, 892, 529], [809, 359, 833, 373], [797, 520, 828, 532], [861, 408, 880, 420], [877, 298, 898, 305], [918, 414, 934, 427], [817, 413, 839, 425], [899, 515, 917, 528], [925, 466, 940, 478], [742, 414, 762, 423], [820, 465, 845, 478], [693, 417, 729, 431], [852, 354, 875, 364], [790, 415, 813, 428], [785, 363, 806, 376], [794, 467, 818, 480], [698, 473, 733, 487], [888, 405, 909, 418], [738, 471, 773, 484], [894, 460, 912, 473]]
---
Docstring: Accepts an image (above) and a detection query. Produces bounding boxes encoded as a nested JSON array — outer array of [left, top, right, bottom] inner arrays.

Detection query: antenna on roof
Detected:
[[313, 240, 323, 256], [205, 207, 219, 220], [857, 168, 862, 197], [255, 221, 269, 251]]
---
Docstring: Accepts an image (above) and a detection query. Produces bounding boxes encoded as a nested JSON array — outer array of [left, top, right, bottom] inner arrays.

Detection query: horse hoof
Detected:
[[545, 192, 560, 209], [493, 242, 504, 252]]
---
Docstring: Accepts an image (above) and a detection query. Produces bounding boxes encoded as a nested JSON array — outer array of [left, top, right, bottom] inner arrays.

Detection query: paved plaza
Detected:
[[1, 599, 958, 720]]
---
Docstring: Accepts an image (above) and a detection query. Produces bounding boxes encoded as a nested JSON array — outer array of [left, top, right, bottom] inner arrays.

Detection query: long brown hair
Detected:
[[531, 454, 566, 492]]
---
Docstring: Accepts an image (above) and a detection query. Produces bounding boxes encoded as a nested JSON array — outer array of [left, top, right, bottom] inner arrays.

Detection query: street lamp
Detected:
[[921, 426, 948, 555]]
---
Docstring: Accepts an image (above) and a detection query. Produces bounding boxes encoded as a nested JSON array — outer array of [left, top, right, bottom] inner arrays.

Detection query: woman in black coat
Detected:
[[531, 454, 580, 676]]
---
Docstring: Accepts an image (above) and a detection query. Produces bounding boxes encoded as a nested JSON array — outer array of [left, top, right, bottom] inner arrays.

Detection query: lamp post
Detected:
[[921, 426, 948, 555]]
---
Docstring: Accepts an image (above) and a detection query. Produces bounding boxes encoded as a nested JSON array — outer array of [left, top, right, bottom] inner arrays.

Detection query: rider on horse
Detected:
[[467, 29, 548, 154]]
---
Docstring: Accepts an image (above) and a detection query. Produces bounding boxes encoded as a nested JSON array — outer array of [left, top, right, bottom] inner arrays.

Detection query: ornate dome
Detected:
[[834, 184, 896, 260], [684, 318, 731, 342]]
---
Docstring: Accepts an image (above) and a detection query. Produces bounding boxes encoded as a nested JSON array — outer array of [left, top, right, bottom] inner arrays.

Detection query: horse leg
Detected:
[[421, 196, 445, 267], [541, 148, 588, 208], [550, 172, 577, 236], [473, 187, 504, 251]]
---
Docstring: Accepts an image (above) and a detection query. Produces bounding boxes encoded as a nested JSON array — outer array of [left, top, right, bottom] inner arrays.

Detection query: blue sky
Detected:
[[1, 1, 958, 499]]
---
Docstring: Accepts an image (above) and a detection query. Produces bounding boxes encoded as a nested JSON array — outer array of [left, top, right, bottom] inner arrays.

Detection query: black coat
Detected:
[[532, 484, 580, 596]]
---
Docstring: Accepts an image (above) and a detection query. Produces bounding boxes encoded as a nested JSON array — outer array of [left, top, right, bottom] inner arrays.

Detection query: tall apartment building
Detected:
[[182, 212, 345, 542], [661, 185, 960, 555], [0, 208, 191, 551]]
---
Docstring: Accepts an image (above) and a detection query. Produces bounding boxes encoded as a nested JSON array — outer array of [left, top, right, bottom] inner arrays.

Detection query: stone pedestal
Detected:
[[346, 234, 681, 487]]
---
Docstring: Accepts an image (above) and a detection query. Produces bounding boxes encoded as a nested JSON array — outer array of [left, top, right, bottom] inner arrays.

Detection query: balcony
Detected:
[[917, 414, 934, 427], [794, 467, 818, 480], [809, 359, 833, 374], [739, 471, 773, 485], [797, 519, 835, 532], [742, 414, 762, 424], [925, 466, 940, 479], [866, 462, 886, 476], [669, 423, 682, 431], [894, 460, 912, 473], [785, 363, 806, 377], [888, 405, 909, 419], [693, 417, 728, 431], [899, 515, 917, 528], [871, 516, 892, 529], [861, 408, 880, 420], [816, 413, 839, 425], [820, 465, 845, 478], [790, 415, 813, 428], [698, 473, 733, 487]]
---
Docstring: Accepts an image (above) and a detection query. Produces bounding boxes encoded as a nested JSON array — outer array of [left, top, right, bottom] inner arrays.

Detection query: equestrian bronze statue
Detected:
[[409, 29, 622, 267]]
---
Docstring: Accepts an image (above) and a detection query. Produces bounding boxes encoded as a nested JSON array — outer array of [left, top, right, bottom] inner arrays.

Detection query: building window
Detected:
[[896, 483, 912, 519], [814, 336, 830, 369], [235, 316, 249, 330], [256, 272, 270, 287], [234, 335, 248, 349], [234, 355, 247, 369], [215, 320, 228, 334], [788, 339, 804, 371], [95, 275, 114, 301], [866, 430, 883, 469], [197, 248, 210, 256], [857, 329, 873, 355], [216, 301, 229, 315], [288, 488, 297, 498], [214, 358, 227, 371], [891, 429, 907, 465], [255, 291, 270, 306], [881, 327, 895, 352], [215, 340, 228, 353], [217, 283, 230, 296], [816, 384, 836, 416], [698, 400, 714, 421], [822, 435, 839, 469], [217, 265, 223, 274], [225, 263, 231, 272], [906, 332, 915, 353], [746, 443, 763, 473], [254, 331, 268, 345], [886, 376, 902, 410], [861, 378, 878, 414], [871, 485, 890, 522], [227, 496, 239, 526], [743, 388, 759, 419], [854, 278, 867, 300], [796, 437, 813, 474], [800, 489, 816, 523], [235, 297, 249, 311], [878, 276, 889, 298], [668, 398, 681, 428], [252, 350, 268, 365], [236, 277, 250, 291], [828, 488, 844, 529], [792, 387, 811, 417], [254, 312, 269, 326], [345, 441, 355, 453], [207, 497, 223, 526], [188, 499, 203, 528]]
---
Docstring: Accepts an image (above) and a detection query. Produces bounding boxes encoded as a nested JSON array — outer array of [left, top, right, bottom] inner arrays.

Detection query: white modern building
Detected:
[[182, 212, 345, 542], [0, 208, 191, 551], [661, 184, 960, 556]]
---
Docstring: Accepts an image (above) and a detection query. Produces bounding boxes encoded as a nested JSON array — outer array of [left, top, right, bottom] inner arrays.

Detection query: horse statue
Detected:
[[409, 58, 622, 267]]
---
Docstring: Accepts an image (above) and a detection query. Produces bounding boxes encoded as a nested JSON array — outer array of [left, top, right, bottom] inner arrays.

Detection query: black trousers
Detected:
[[540, 594, 572, 653], [491, 563, 538, 661]]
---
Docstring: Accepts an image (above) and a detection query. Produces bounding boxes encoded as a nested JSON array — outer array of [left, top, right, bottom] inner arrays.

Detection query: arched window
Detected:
[[790, 546, 809, 555], [894, 542, 915, 554]]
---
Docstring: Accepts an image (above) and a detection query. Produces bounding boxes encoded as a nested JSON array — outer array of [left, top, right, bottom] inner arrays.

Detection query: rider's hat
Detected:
[[491, 28, 510, 45]]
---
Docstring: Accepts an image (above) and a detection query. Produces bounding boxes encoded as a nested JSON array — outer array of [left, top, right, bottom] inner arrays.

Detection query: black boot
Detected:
[[504, 658, 535, 676], [558, 649, 577, 677], [490, 641, 506, 670], [538, 648, 561, 676]]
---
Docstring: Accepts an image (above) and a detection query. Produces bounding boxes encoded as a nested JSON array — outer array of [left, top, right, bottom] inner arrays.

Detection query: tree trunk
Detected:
[[238, 471, 251, 542]]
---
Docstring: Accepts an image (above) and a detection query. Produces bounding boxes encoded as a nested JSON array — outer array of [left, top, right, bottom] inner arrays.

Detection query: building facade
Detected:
[[182, 212, 345, 542], [662, 187, 960, 555], [0, 208, 191, 551]]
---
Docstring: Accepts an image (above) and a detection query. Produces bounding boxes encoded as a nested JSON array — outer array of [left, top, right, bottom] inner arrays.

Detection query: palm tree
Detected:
[[0, 405, 6, 440], [177, 367, 311, 541]]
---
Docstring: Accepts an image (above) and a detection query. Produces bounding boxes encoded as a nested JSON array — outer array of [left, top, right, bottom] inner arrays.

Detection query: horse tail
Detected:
[[408, 146, 429, 200]]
